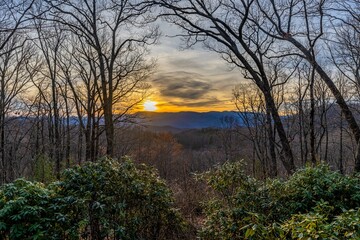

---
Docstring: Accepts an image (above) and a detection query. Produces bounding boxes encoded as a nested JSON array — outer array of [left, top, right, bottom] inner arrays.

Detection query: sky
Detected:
[[145, 22, 243, 113]]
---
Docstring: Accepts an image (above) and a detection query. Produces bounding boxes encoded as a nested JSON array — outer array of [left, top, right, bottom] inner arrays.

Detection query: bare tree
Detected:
[[253, 0, 360, 171], [330, 0, 359, 83], [60, 37, 103, 163], [218, 115, 240, 163], [33, 18, 65, 178], [291, 63, 318, 165], [0, 0, 36, 52], [45, 0, 158, 157], [145, 0, 296, 174], [0, 34, 35, 183], [234, 83, 270, 177]]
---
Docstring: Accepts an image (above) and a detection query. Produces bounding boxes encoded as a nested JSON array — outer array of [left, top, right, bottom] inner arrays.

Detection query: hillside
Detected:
[[137, 111, 258, 129]]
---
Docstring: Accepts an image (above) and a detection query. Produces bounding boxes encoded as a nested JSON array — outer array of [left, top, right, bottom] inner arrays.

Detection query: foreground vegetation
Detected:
[[1, 158, 360, 239], [0, 158, 186, 240], [200, 162, 360, 239]]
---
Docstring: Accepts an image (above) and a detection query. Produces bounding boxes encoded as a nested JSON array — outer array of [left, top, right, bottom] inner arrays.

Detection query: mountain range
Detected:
[[137, 111, 257, 130]]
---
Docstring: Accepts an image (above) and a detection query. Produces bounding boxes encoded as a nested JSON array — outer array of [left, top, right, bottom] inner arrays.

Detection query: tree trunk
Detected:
[[287, 36, 360, 170], [78, 123, 83, 165], [339, 112, 344, 174], [0, 75, 5, 184], [309, 67, 316, 164], [263, 90, 295, 174], [104, 107, 114, 157], [265, 104, 277, 177]]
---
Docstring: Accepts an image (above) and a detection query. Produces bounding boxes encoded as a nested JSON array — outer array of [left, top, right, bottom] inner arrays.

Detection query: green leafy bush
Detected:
[[330, 208, 360, 239], [53, 157, 185, 239], [0, 179, 54, 240], [0, 157, 185, 240], [199, 162, 360, 240], [276, 165, 360, 220], [279, 203, 360, 239], [198, 161, 271, 239]]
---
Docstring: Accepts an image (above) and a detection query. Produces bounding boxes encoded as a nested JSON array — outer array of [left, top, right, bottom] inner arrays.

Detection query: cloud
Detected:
[[168, 98, 221, 107], [145, 21, 250, 111], [167, 57, 207, 70], [162, 81, 211, 99], [153, 71, 213, 99]]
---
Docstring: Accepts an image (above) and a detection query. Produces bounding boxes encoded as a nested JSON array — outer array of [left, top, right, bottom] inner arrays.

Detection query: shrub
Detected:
[[0, 179, 54, 240], [51, 157, 186, 239], [0, 157, 186, 240], [198, 161, 270, 239], [279, 203, 360, 239], [276, 165, 360, 220], [330, 208, 360, 239], [198, 162, 360, 240]]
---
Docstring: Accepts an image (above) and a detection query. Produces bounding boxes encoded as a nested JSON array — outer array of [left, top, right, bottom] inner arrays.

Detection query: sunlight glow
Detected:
[[143, 100, 157, 111]]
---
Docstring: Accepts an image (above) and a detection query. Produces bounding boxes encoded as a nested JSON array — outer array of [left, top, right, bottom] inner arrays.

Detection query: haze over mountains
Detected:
[[138, 111, 255, 130], [15, 111, 256, 131]]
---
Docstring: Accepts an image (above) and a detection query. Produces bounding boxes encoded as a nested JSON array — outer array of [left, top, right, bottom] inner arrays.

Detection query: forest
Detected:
[[0, 0, 360, 239]]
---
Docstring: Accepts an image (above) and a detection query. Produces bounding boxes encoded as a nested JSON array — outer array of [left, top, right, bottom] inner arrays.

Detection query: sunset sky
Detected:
[[144, 22, 243, 112]]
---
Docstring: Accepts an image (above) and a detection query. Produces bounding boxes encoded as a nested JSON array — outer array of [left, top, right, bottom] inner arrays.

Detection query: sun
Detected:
[[143, 100, 157, 111]]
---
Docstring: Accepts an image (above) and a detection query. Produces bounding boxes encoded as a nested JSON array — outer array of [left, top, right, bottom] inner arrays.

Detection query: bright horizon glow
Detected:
[[143, 100, 158, 111]]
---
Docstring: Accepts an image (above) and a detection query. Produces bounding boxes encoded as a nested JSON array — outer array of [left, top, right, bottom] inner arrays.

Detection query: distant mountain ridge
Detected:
[[137, 111, 256, 129], [13, 111, 258, 130]]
